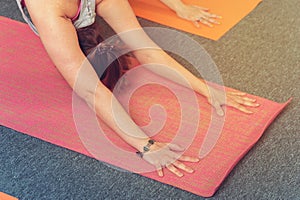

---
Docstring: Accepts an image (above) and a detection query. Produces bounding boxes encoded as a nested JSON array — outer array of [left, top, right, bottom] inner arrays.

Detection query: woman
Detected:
[[16, 0, 258, 177]]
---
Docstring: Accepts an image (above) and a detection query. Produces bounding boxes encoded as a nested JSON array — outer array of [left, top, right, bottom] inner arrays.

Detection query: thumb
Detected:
[[213, 101, 224, 116], [193, 21, 200, 28], [168, 143, 185, 152]]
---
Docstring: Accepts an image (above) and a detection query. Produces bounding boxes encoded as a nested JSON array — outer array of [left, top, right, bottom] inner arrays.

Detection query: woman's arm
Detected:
[[98, 0, 259, 116], [25, 0, 151, 151], [160, 0, 221, 27], [26, 0, 198, 177]]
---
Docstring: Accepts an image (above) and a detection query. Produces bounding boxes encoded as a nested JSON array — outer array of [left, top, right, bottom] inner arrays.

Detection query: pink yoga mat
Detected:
[[0, 17, 290, 197]]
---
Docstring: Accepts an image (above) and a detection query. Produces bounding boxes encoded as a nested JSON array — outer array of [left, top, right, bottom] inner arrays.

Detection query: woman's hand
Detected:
[[142, 142, 199, 177], [206, 85, 260, 116], [175, 5, 222, 28]]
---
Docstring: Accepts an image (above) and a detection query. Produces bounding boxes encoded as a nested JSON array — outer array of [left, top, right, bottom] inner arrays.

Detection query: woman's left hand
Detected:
[[206, 85, 260, 116], [175, 5, 222, 28]]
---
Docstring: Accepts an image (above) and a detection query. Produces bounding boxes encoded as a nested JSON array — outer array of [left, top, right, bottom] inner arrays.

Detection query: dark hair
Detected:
[[76, 20, 130, 91]]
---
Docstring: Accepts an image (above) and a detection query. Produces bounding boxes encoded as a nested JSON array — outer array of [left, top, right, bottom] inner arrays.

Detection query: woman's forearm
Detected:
[[88, 81, 150, 152], [133, 48, 210, 98]]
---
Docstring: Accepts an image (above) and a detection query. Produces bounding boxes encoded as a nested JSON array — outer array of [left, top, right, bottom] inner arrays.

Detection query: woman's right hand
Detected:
[[142, 142, 200, 177]]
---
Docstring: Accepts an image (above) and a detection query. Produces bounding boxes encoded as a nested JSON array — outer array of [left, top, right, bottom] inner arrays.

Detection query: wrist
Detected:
[[175, 4, 188, 15], [160, 0, 186, 13], [133, 138, 152, 152], [136, 139, 156, 158]]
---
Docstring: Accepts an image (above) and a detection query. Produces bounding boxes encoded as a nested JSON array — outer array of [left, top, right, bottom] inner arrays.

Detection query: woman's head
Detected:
[[76, 20, 104, 55], [76, 20, 129, 91]]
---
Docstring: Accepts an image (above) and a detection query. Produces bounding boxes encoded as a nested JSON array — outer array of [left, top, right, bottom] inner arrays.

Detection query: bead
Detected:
[[136, 151, 143, 158], [143, 146, 150, 152], [136, 139, 156, 158], [148, 139, 155, 145]]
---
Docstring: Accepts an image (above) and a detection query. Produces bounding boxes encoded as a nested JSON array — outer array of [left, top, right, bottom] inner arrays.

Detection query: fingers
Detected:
[[194, 6, 222, 19], [187, 6, 221, 28], [229, 101, 254, 114], [205, 13, 222, 19], [201, 13, 221, 24], [155, 163, 164, 177], [228, 91, 258, 103], [211, 96, 259, 115], [228, 91, 247, 96], [166, 164, 184, 177], [243, 97, 257, 103], [167, 153, 199, 177], [208, 87, 259, 114], [165, 159, 197, 177], [227, 93, 260, 113], [194, 16, 219, 28], [146, 142, 200, 178], [173, 161, 194, 173], [198, 17, 214, 28], [225, 99, 257, 114], [207, 17, 221, 25], [232, 96, 260, 107], [153, 151, 199, 177]]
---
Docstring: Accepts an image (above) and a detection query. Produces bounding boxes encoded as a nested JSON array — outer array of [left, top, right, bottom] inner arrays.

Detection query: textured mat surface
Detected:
[[0, 17, 290, 197], [129, 0, 262, 40]]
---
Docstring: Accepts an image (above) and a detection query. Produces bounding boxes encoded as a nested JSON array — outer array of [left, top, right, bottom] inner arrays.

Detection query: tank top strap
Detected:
[[72, 0, 82, 22]]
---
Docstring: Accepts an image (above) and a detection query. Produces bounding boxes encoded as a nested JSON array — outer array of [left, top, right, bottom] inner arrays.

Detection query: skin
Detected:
[[24, 0, 259, 177], [160, 0, 222, 27]]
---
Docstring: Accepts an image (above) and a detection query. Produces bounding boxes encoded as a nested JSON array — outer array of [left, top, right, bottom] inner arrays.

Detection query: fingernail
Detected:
[[218, 111, 224, 116]]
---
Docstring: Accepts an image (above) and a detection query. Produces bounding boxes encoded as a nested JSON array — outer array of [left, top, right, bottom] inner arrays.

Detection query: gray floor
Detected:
[[0, 0, 299, 199]]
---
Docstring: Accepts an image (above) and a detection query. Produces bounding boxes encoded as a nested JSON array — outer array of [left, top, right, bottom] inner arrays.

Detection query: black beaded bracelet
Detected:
[[136, 139, 155, 158]]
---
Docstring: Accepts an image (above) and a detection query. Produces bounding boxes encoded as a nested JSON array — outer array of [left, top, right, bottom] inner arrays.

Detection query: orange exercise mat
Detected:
[[0, 17, 290, 197], [129, 0, 262, 40], [0, 192, 18, 200]]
